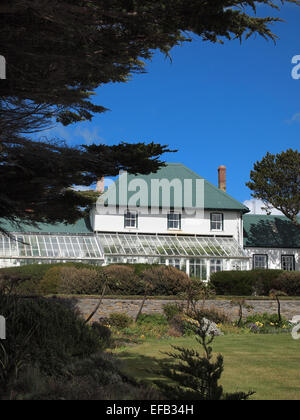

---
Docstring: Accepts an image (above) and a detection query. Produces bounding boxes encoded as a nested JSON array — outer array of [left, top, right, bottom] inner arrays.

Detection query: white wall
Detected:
[[92, 207, 243, 244], [245, 247, 300, 271]]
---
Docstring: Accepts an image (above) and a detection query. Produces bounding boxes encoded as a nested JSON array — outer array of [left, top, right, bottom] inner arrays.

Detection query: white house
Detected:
[[0, 163, 299, 278]]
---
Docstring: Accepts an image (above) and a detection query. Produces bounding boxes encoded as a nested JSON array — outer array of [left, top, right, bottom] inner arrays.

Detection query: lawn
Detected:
[[113, 334, 300, 400]]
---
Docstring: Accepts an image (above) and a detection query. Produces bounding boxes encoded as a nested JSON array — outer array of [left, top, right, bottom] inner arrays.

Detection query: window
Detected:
[[189, 259, 207, 281], [167, 212, 181, 230], [124, 211, 138, 228], [168, 258, 181, 270], [210, 259, 223, 274], [281, 255, 295, 271], [210, 213, 223, 231], [253, 254, 268, 269]]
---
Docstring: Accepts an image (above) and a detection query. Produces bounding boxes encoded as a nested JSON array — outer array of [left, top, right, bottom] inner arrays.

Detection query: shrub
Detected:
[[210, 270, 283, 296], [269, 271, 300, 296], [163, 303, 185, 321], [141, 266, 190, 296], [38, 266, 62, 295], [0, 295, 105, 391], [188, 306, 231, 325], [58, 267, 104, 295], [109, 313, 133, 329], [104, 265, 144, 295]]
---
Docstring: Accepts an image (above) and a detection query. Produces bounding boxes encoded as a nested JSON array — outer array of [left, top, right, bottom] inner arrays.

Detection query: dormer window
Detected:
[[167, 212, 181, 230], [210, 213, 224, 231], [124, 210, 138, 229]]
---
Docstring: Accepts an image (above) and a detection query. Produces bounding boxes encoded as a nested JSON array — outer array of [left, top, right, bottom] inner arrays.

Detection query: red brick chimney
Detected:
[[218, 166, 226, 192]]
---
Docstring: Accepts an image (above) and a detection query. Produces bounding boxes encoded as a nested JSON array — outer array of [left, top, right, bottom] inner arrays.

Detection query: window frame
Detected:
[[281, 254, 295, 271], [124, 210, 138, 229], [253, 254, 268, 270], [210, 212, 224, 232], [167, 211, 182, 230]]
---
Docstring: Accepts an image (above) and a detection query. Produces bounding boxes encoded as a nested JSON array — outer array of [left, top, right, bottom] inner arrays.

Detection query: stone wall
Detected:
[[75, 298, 300, 323]]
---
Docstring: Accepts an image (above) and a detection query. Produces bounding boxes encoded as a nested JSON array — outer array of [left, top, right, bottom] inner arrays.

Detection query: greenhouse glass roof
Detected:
[[0, 234, 104, 260], [97, 233, 248, 259]]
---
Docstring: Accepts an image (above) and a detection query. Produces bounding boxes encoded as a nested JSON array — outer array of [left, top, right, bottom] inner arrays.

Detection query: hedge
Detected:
[[210, 269, 300, 296], [0, 262, 191, 297]]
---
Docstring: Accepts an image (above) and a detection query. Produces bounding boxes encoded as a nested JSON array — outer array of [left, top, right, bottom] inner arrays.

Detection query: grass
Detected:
[[113, 334, 300, 400]]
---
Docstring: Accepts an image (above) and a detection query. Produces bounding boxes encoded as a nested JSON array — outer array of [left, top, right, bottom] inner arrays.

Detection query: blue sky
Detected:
[[44, 2, 300, 211]]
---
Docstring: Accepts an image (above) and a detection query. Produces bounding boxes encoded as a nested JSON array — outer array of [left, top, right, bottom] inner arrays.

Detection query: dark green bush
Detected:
[[269, 271, 300, 296], [0, 295, 105, 388], [38, 266, 62, 295], [210, 270, 284, 296], [109, 312, 133, 329]]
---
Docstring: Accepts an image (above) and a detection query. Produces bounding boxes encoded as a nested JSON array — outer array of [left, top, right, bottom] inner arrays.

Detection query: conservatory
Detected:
[[98, 233, 250, 280], [0, 232, 104, 268]]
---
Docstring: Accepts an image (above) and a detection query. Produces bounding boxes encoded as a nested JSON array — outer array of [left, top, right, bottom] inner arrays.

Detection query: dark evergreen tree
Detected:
[[155, 320, 255, 400], [246, 149, 300, 226]]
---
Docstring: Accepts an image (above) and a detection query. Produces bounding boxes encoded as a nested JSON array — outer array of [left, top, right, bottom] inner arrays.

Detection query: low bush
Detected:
[[103, 265, 144, 295], [0, 295, 105, 392], [163, 303, 185, 321], [58, 267, 104, 295], [210, 270, 284, 296], [188, 306, 231, 325], [109, 313, 133, 329], [141, 266, 190, 296], [38, 266, 62, 295]]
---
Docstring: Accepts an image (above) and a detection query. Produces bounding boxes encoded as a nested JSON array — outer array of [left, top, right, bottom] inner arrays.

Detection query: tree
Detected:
[[230, 298, 253, 327], [154, 319, 255, 400], [0, 138, 172, 233], [0, 0, 299, 132], [269, 289, 287, 323], [246, 149, 300, 226]]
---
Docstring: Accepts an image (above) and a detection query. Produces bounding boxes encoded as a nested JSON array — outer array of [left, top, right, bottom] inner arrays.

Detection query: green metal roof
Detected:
[[0, 217, 93, 235], [243, 214, 300, 248], [112, 163, 249, 212]]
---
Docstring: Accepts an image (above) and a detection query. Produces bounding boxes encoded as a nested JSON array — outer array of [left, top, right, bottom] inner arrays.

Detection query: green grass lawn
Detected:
[[113, 334, 300, 400]]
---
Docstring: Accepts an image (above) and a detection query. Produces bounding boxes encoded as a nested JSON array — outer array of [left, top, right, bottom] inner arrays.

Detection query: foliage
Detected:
[[38, 267, 62, 295], [188, 306, 231, 326], [244, 313, 292, 334], [163, 303, 185, 322], [141, 266, 191, 296], [0, 295, 104, 392], [109, 313, 133, 329], [7, 353, 161, 400], [1, 1, 298, 231], [179, 280, 216, 311], [154, 319, 255, 400], [210, 270, 284, 296], [104, 265, 144, 296], [246, 149, 300, 226], [0, 139, 171, 233], [58, 267, 104, 295]]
